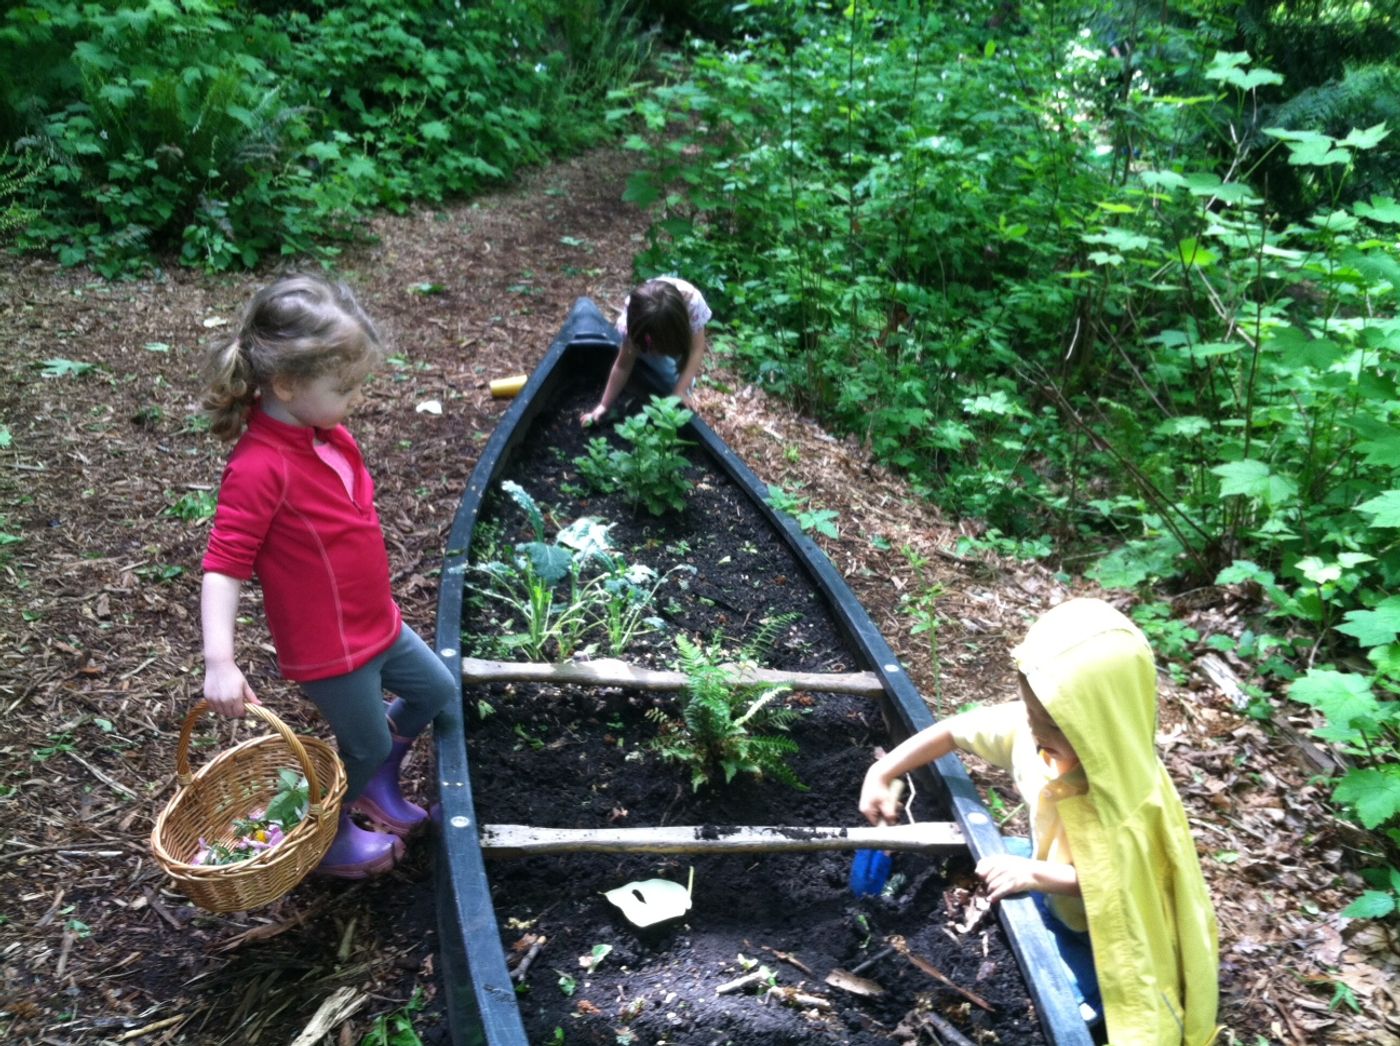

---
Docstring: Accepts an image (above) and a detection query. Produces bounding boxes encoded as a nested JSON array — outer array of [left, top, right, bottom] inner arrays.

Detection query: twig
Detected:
[[0, 839, 139, 864], [288, 987, 367, 1046], [766, 985, 832, 1011], [762, 945, 813, 976], [848, 945, 896, 975], [887, 935, 995, 1012], [64, 749, 139, 800], [461, 656, 884, 696], [116, 1015, 188, 1041], [509, 936, 547, 983], [918, 1010, 978, 1046], [716, 970, 768, 995]]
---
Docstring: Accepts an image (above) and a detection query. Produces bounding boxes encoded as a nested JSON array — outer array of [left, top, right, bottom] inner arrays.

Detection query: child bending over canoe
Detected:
[[860, 598, 1219, 1044]]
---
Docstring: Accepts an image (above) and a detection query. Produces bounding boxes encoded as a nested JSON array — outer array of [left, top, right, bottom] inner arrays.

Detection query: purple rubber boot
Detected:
[[315, 812, 403, 879], [350, 735, 428, 837]]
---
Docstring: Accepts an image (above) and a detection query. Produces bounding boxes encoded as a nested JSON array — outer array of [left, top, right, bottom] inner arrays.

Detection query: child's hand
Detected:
[[580, 404, 607, 428], [204, 661, 260, 718], [859, 768, 904, 826], [975, 853, 1040, 903]]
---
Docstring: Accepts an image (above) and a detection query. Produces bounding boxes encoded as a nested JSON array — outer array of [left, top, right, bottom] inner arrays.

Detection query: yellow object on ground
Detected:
[[489, 374, 528, 399]]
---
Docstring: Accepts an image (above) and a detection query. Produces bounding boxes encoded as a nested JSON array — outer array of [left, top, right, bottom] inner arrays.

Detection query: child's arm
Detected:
[[201, 571, 261, 717], [859, 721, 957, 825], [581, 339, 639, 426], [976, 852, 1080, 901], [672, 328, 707, 404]]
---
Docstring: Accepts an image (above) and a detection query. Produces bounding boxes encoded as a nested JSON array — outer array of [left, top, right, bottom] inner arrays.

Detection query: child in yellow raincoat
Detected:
[[860, 598, 1219, 1044]]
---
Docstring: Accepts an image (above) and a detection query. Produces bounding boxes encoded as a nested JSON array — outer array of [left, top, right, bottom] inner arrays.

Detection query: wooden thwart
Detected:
[[460, 656, 885, 697], [479, 821, 963, 858]]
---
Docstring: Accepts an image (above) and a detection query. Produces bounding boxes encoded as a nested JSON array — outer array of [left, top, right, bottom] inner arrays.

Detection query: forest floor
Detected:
[[0, 146, 1397, 1045]]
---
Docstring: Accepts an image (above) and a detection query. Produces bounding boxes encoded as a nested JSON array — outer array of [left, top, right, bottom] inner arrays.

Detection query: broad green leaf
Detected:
[[1212, 459, 1297, 506], [419, 120, 450, 142], [1155, 416, 1211, 437], [1333, 766, 1400, 829], [1336, 597, 1400, 648], [1216, 560, 1276, 587], [1341, 124, 1390, 151], [1341, 890, 1397, 919], [622, 171, 659, 207], [1139, 170, 1186, 191], [1354, 196, 1400, 225], [1290, 669, 1379, 732], [1295, 556, 1341, 585], [1356, 491, 1400, 528], [1291, 139, 1351, 166], [1176, 238, 1217, 268], [1082, 228, 1151, 252]]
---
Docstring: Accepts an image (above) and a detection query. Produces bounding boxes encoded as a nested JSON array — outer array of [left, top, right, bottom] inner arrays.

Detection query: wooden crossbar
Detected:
[[460, 656, 885, 696], [478, 821, 964, 858]]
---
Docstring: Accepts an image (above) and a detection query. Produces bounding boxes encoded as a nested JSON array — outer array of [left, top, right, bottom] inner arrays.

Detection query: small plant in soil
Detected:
[[577, 395, 694, 515], [648, 615, 806, 791], [468, 480, 684, 659]]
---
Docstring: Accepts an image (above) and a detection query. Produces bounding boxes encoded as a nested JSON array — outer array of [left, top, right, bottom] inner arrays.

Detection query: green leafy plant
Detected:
[[469, 481, 686, 661], [647, 616, 805, 791], [194, 770, 308, 866], [765, 484, 839, 539], [165, 490, 217, 523], [577, 396, 694, 515], [359, 987, 426, 1046]]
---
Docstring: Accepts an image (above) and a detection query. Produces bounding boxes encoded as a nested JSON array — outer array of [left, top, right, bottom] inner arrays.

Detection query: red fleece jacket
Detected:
[[202, 405, 402, 682]]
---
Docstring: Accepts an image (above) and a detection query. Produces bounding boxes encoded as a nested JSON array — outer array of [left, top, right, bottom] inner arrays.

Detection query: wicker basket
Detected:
[[150, 701, 346, 913]]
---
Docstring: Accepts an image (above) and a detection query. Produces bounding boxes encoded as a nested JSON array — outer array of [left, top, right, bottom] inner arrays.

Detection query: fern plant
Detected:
[[647, 616, 805, 792]]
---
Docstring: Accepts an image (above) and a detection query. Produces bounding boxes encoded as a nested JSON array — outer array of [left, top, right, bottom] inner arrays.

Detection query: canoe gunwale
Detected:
[[432, 297, 1092, 1046]]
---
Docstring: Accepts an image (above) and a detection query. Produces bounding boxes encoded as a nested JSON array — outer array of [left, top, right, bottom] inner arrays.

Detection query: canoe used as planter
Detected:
[[432, 298, 1093, 1046]]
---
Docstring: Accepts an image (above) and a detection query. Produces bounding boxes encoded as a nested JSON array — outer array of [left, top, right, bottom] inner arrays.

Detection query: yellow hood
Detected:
[[1013, 598, 1219, 1046]]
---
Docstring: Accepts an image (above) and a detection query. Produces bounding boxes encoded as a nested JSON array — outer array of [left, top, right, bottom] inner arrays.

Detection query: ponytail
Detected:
[[201, 334, 258, 442]]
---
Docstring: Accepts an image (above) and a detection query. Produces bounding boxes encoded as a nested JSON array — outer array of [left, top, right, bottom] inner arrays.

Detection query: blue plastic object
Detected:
[[849, 847, 893, 897]]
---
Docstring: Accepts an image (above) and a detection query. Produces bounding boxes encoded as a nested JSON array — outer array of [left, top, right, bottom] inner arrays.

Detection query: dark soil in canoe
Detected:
[[460, 383, 1047, 1045]]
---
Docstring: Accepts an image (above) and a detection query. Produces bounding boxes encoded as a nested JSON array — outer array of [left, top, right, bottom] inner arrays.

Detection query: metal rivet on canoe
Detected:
[[451, 816, 471, 829], [967, 812, 990, 825], [440, 648, 457, 658], [884, 663, 900, 673]]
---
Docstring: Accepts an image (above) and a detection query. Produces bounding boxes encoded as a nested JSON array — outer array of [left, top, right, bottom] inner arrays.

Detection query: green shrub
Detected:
[[1, 0, 651, 273], [577, 395, 694, 515]]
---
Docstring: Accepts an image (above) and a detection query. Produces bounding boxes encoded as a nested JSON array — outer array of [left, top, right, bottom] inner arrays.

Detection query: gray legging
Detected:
[[300, 624, 454, 802]]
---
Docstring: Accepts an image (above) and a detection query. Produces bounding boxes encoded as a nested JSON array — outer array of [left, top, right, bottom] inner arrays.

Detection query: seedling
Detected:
[[765, 483, 839, 538], [165, 490, 217, 523]]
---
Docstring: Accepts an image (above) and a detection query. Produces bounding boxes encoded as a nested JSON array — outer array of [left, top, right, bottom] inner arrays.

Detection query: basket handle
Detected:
[[175, 701, 327, 817]]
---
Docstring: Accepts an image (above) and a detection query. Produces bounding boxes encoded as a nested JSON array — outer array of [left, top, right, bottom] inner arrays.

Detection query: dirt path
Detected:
[[0, 147, 1395, 1044]]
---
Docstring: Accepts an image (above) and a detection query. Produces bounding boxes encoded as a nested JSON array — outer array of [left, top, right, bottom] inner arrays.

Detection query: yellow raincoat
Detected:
[[951, 598, 1219, 1045]]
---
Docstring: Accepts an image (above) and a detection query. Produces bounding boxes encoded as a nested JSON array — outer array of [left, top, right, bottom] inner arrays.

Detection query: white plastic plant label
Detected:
[[603, 876, 693, 928]]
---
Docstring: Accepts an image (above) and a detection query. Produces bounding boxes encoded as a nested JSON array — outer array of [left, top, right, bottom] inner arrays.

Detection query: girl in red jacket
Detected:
[[199, 274, 453, 878]]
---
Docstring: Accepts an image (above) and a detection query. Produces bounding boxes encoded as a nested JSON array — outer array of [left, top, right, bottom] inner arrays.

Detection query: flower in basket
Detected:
[[193, 769, 309, 866]]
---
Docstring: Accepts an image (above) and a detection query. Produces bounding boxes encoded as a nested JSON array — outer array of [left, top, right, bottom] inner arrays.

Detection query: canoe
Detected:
[[431, 297, 1093, 1045]]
